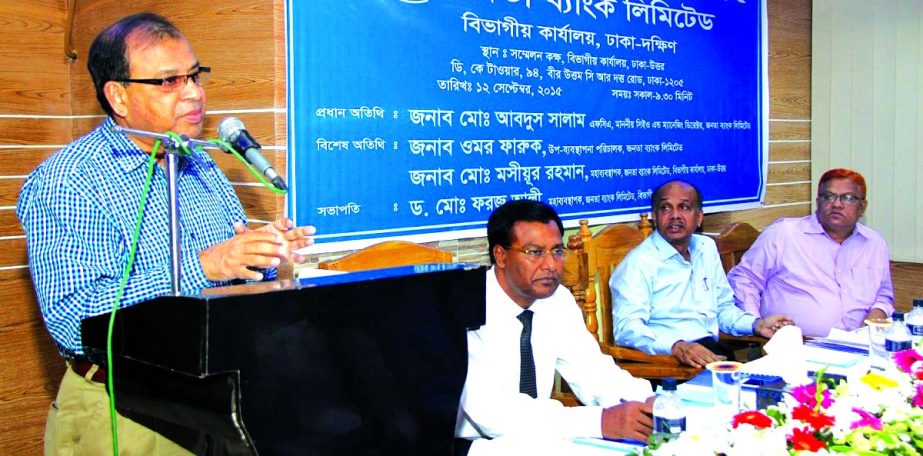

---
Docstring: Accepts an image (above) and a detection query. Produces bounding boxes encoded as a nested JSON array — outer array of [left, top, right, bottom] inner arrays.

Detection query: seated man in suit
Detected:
[[455, 200, 655, 454], [728, 168, 893, 337], [609, 180, 793, 368]]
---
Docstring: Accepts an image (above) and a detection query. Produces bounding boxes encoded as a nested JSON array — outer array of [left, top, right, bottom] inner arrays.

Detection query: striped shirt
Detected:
[[18, 117, 255, 356]]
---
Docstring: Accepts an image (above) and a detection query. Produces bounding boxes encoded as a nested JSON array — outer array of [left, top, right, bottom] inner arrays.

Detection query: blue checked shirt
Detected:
[[18, 117, 266, 357]]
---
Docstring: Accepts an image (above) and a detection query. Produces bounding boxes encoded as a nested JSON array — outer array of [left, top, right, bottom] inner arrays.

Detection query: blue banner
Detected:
[[286, 0, 767, 248]]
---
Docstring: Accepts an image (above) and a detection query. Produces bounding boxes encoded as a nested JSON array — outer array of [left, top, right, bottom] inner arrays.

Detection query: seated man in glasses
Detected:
[[728, 168, 894, 337], [455, 200, 654, 454], [17, 13, 314, 454], [609, 180, 793, 368]]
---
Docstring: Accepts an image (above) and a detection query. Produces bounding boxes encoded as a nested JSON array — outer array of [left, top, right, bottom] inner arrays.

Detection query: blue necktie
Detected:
[[517, 309, 537, 398]]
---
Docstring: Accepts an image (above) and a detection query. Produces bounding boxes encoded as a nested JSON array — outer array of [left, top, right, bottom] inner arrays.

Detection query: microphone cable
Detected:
[[105, 136, 165, 456], [103, 132, 285, 455]]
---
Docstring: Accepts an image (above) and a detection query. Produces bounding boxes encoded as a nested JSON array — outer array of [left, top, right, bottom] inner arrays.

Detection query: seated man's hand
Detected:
[[864, 308, 888, 322], [601, 396, 654, 442], [753, 314, 796, 338], [671, 340, 723, 368], [199, 219, 316, 282]]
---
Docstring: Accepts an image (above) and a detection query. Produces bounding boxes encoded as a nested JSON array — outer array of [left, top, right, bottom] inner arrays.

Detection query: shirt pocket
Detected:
[[848, 266, 885, 304]]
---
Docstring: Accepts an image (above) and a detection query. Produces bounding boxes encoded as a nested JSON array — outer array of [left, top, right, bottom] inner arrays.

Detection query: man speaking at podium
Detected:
[[16, 13, 314, 454]]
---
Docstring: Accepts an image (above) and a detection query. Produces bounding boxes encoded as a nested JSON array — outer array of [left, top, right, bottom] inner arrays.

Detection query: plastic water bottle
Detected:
[[653, 377, 686, 442], [906, 299, 923, 346], [884, 312, 913, 357]]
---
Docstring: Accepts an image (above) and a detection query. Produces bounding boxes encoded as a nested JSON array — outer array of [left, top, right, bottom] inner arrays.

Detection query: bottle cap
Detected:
[[914, 298, 923, 308], [893, 312, 905, 322], [662, 377, 677, 391]]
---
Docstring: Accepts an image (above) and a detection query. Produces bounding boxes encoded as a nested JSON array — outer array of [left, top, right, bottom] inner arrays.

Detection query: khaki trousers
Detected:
[[44, 363, 193, 456]]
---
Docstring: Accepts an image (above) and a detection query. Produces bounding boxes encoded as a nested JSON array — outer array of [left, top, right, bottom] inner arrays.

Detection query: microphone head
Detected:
[[217, 117, 245, 142]]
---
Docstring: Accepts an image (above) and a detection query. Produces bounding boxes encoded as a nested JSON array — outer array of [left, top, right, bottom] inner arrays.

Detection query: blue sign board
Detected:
[[286, 0, 767, 247]]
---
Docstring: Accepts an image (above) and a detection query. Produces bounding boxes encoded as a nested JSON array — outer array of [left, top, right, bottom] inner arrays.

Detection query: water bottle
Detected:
[[884, 312, 912, 358], [906, 299, 923, 346], [653, 377, 686, 442]]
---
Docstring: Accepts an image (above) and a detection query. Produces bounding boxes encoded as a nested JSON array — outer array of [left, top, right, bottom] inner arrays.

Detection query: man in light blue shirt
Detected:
[[608, 180, 792, 368]]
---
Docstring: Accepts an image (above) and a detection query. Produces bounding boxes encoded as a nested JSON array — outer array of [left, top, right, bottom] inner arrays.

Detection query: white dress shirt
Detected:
[[455, 267, 653, 441], [610, 232, 756, 355]]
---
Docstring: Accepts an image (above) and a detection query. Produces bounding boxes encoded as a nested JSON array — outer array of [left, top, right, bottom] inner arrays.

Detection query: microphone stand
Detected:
[[112, 126, 224, 296]]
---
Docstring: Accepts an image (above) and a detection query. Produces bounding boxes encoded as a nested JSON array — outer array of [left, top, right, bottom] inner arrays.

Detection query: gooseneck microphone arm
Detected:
[[112, 125, 225, 152], [111, 125, 224, 295]]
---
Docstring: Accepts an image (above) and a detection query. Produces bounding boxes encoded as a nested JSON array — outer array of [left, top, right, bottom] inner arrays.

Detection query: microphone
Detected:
[[217, 117, 288, 191]]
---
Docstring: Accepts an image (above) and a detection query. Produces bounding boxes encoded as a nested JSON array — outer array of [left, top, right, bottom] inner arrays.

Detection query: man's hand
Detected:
[[753, 314, 796, 338], [671, 340, 723, 368], [234, 218, 316, 264], [601, 396, 655, 442], [864, 308, 888, 322], [199, 218, 316, 282]]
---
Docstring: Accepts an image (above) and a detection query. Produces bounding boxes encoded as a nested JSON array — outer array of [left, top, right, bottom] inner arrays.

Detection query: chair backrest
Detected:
[[565, 215, 651, 345], [562, 215, 703, 381], [713, 222, 760, 273], [317, 241, 454, 272]]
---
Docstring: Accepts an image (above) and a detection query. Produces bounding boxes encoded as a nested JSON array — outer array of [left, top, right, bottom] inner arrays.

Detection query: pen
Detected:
[[703, 277, 709, 291]]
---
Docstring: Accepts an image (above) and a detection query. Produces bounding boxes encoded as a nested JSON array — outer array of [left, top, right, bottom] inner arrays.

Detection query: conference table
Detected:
[[468, 336, 874, 456]]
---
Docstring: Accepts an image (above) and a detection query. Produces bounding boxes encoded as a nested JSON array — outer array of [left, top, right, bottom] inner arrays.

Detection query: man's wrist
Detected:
[[751, 318, 762, 335], [671, 340, 686, 358]]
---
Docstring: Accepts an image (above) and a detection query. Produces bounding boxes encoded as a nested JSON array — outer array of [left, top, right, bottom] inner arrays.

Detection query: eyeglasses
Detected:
[[504, 246, 569, 261], [818, 192, 864, 205], [113, 67, 211, 93]]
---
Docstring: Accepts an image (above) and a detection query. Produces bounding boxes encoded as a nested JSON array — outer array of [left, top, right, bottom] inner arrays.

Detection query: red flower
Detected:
[[894, 349, 923, 374], [732, 410, 773, 429], [788, 427, 826, 451], [792, 404, 835, 430]]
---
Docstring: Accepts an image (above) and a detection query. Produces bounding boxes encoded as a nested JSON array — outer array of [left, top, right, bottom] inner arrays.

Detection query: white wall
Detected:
[[812, 0, 923, 262]]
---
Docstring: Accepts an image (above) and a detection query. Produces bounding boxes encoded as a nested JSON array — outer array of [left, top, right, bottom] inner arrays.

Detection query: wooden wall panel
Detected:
[[69, 0, 278, 115], [703, 203, 810, 232], [0, 239, 27, 268], [892, 262, 923, 314], [769, 121, 811, 140], [768, 161, 810, 183], [0, 149, 57, 176], [764, 183, 812, 206], [0, 1, 71, 116], [769, 141, 810, 162], [767, 0, 812, 119], [0, 118, 73, 145], [0, 211, 25, 237], [0, 179, 26, 207]]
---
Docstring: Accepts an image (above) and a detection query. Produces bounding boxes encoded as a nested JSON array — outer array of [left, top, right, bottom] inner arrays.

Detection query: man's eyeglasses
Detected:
[[504, 246, 569, 261], [113, 67, 211, 93], [818, 192, 864, 205]]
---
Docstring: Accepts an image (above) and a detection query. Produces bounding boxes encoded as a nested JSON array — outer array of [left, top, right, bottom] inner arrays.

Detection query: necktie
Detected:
[[517, 309, 537, 398]]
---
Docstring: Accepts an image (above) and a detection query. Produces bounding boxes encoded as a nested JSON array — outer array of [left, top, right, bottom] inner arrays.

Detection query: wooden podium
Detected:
[[81, 264, 486, 456]]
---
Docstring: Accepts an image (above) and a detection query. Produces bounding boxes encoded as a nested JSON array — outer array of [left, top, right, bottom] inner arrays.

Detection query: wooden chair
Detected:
[[317, 240, 454, 272], [714, 222, 761, 274], [565, 216, 701, 381], [713, 222, 768, 361]]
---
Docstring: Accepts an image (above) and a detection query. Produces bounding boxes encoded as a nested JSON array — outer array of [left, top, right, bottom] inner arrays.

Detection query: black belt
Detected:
[[70, 360, 107, 383]]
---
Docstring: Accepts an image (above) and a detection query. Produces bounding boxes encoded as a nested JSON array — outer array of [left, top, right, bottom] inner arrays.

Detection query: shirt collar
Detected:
[[805, 213, 870, 241], [487, 266, 546, 318], [98, 117, 154, 173], [650, 230, 702, 263], [101, 117, 202, 174]]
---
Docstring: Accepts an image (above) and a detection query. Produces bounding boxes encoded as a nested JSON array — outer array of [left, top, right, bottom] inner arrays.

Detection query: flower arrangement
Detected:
[[645, 347, 923, 456]]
